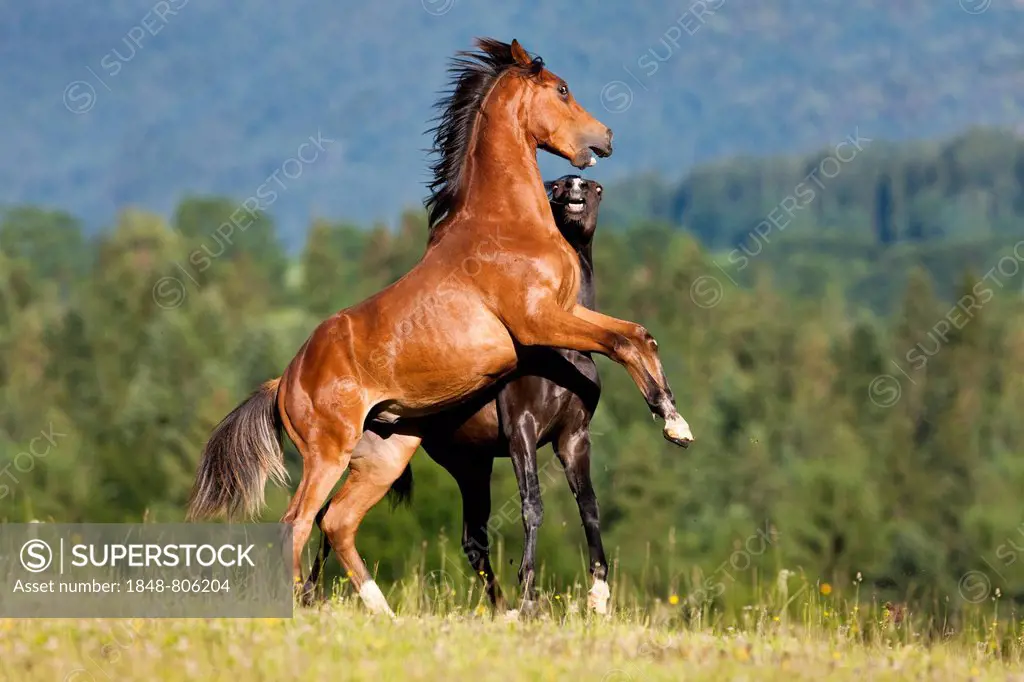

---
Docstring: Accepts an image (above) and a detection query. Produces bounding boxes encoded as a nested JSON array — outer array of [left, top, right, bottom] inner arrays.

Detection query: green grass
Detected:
[[3, 569, 1024, 681]]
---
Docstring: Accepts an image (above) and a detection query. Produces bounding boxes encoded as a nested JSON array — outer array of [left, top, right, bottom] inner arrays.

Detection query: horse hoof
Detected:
[[663, 415, 693, 448], [295, 580, 318, 608], [358, 580, 397, 619], [588, 579, 611, 615], [503, 609, 520, 622], [518, 599, 542, 619]]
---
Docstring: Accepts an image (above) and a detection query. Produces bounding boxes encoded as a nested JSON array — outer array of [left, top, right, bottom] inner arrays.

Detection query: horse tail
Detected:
[[186, 378, 288, 520], [386, 464, 414, 509]]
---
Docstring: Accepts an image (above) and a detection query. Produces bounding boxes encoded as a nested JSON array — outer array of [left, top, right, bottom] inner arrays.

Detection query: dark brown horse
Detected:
[[306, 176, 610, 615], [187, 38, 693, 617]]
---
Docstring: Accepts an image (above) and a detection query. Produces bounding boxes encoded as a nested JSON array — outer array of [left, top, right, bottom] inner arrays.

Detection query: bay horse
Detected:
[[306, 175, 611, 615], [186, 38, 693, 617]]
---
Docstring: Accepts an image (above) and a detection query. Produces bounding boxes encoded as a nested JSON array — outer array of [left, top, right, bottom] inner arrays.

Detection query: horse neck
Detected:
[[576, 241, 596, 309], [456, 108, 553, 231]]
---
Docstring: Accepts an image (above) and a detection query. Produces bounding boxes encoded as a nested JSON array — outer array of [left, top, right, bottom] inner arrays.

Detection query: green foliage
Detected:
[[2, 129, 1024, 618], [605, 129, 1024, 311]]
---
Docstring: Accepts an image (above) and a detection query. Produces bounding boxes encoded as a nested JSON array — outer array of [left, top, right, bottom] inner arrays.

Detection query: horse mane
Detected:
[[424, 38, 545, 241]]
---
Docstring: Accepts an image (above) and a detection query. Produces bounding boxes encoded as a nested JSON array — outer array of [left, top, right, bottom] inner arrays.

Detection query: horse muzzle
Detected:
[[572, 129, 613, 169]]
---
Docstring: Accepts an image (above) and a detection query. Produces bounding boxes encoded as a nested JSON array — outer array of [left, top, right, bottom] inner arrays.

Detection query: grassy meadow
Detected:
[[4, 565, 1024, 682]]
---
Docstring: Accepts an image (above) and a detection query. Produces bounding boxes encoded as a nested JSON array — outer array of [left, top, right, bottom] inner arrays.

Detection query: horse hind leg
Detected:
[[320, 431, 421, 617], [504, 416, 542, 614], [278, 387, 366, 587], [302, 446, 409, 605], [298, 504, 332, 606]]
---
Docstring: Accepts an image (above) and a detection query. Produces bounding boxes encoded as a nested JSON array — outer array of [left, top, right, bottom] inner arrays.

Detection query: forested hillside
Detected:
[[605, 127, 1024, 310], [3, 127, 1024, 612], [4, 1, 1023, 239]]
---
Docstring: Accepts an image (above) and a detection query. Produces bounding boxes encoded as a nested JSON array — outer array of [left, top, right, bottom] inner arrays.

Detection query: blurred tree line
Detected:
[[2, 127, 1024, 612]]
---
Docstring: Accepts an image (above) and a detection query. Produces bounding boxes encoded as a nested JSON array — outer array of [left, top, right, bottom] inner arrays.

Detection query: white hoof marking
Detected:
[[588, 579, 610, 615], [664, 414, 694, 443], [358, 580, 395, 618]]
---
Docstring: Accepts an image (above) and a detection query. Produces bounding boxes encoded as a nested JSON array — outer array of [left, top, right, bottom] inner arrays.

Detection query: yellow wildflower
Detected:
[[820, 583, 832, 596]]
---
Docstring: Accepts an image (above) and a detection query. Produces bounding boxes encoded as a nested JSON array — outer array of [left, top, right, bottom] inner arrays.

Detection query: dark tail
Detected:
[[386, 464, 414, 509], [186, 378, 288, 520]]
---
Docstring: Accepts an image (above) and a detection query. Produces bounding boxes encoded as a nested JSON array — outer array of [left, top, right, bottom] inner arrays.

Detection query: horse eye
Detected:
[[557, 83, 569, 98], [596, 186, 602, 194]]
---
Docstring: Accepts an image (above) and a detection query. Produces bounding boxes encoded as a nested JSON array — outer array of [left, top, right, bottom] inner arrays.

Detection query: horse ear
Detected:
[[510, 39, 532, 67]]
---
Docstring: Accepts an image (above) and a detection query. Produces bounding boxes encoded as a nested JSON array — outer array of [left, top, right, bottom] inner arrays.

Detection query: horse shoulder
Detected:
[[512, 240, 581, 310]]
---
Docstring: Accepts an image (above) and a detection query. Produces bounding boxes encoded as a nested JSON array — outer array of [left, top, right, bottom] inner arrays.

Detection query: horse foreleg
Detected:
[[442, 452, 505, 609], [508, 303, 693, 447], [555, 427, 609, 614]]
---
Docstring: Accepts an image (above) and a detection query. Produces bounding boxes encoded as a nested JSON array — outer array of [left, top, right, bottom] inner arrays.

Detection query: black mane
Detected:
[[424, 38, 544, 240]]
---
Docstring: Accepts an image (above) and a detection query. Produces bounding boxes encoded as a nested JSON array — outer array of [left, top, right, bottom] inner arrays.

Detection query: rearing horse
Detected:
[[186, 38, 693, 615], [306, 175, 612, 617]]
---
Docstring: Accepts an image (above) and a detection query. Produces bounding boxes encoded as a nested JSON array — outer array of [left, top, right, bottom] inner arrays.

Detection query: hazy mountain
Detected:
[[4, 0, 1023, 245]]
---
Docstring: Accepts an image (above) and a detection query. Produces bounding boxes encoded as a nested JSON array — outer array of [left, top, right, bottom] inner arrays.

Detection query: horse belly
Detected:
[[448, 401, 500, 445], [383, 314, 516, 414]]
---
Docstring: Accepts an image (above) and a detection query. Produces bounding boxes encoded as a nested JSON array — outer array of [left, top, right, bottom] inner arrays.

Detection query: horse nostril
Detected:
[[606, 128, 614, 144]]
